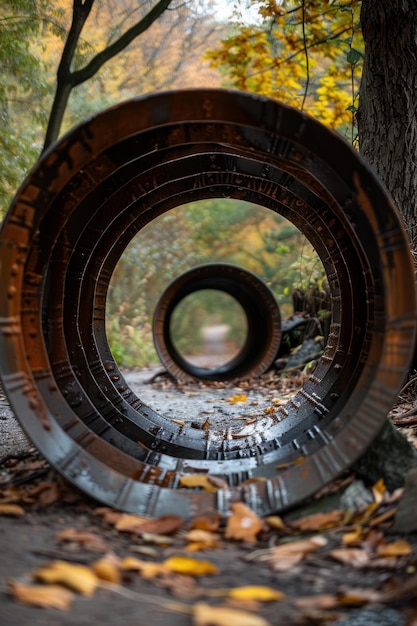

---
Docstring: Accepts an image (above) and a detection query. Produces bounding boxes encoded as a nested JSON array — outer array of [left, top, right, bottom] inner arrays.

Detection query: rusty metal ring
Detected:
[[0, 89, 415, 518], [152, 263, 282, 382]]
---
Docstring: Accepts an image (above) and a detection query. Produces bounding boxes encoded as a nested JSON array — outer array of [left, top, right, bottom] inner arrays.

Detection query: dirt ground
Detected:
[[1, 368, 417, 626]]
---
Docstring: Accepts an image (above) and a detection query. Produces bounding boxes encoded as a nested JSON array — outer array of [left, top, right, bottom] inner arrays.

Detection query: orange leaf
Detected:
[[191, 513, 221, 532], [8, 580, 73, 610], [371, 478, 386, 505], [121, 556, 167, 579], [0, 503, 25, 516], [131, 515, 184, 536], [91, 556, 121, 583], [114, 513, 150, 533], [164, 556, 218, 576], [225, 503, 263, 543], [376, 539, 412, 557], [289, 509, 344, 531], [193, 602, 271, 626], [179, 475, 220, 492]]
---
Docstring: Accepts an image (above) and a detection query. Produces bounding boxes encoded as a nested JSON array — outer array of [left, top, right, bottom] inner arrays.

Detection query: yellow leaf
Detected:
[[8, 580, 73, 610], [226, 395, 247, 404], [225, 503, 263, 543], [193, 602, 271, 626], [265, 515, 287, 531], [34, 560, 98, 596], [377, 539, 412, 557], [179, 475, 219, 491], [228, 585, 284, 602], [0, 503, 25, 516], [372, 478, 386, 504], [342, 527, 364, 545], [164, 556, 218, 576]]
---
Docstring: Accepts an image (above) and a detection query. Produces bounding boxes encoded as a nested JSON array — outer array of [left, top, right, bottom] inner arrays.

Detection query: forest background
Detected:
[[0, 0, 363, 367]]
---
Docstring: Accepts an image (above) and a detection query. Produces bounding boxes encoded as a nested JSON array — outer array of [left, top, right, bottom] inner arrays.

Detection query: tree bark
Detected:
[[359, 0, 417, 247]]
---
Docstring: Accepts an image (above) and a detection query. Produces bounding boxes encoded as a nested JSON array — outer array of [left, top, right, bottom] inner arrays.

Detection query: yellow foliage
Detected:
[[207, 0, 363, 132]]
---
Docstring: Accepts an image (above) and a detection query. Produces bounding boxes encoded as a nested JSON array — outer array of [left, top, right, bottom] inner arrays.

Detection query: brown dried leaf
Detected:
[[34, 560, 99, 596], [265, 536, 327, 572], [134, 515, 184, 536], [28, 481, 61, 506], [225, 503, 263, 543], [8, 580, 73, 610], [294, 594, 340, 610], [289, 509, 344, 531], [193, 602, 271, 626], [185, 529, 220, 551], [56, 528, 108, 552], [329, 548, 370, 568], [114, 513, 150, 533], [191, 513, 221, 532], [0, 503, 25, 516], [95, 506, 123, 525]]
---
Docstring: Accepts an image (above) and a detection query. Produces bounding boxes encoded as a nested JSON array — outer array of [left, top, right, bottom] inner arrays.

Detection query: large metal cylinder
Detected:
[[0, 89, 415, 518]]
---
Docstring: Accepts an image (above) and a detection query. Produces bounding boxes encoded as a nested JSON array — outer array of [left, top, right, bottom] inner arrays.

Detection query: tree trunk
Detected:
[[359, 0, 417, 248]]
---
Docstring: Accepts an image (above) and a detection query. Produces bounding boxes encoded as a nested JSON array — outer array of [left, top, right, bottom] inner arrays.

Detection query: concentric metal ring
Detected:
[[0, 89, 415, 517]]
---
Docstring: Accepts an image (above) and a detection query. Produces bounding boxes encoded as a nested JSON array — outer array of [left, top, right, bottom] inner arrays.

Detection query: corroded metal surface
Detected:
[[0, 89, 416, 518], [152, 263, 282, 382]]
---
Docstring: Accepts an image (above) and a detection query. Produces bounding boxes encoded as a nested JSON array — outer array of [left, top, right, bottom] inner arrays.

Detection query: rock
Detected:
[[353, 419, 417, 491], [334, 607, 406, 626], [393, 466, 417, 533]]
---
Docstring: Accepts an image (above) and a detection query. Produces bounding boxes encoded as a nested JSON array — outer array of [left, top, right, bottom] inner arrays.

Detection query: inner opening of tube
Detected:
[[105, 198, 329, 440], [169, 288, 248, 370]]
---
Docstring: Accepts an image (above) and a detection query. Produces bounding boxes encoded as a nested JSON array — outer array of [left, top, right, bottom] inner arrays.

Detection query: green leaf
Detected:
[[347, 48, 363, 64]]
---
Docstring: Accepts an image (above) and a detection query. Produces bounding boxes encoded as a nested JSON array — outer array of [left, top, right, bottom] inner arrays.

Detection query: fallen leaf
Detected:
[[185, 529, 220, 551], [261, 536, 327, 572], [226, 395, 247, 404], [0, 503, 25, 516], [131, 515, 184, 536], [329, 548, 370, 568], [34, 560, 98, 596], [371, 478, 386, 505], [179, 475, 220, 491], [8, 580, 73, 610], [114, 513, 150, 533], [265, 515, 287, 531], [56, 528, 108, 552], [191, 513, 221, 532], [225, 503, 263, 543], [342, 527, 364, 545], [164, 556, 218, 576], [95, 506, 122, 525], [294, 594, 339, 610], [121, 556, 167, 579], [92, 555, 121, 584], [376, 539, 412, 557], [193, 602, 271, 626], [289, 509, 344, 531], [228, 585, 284, 602], [28, 481, 61, 506]]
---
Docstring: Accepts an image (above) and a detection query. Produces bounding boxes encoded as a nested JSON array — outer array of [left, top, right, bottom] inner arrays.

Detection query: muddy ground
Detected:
[[1, 368, 417, 626]]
